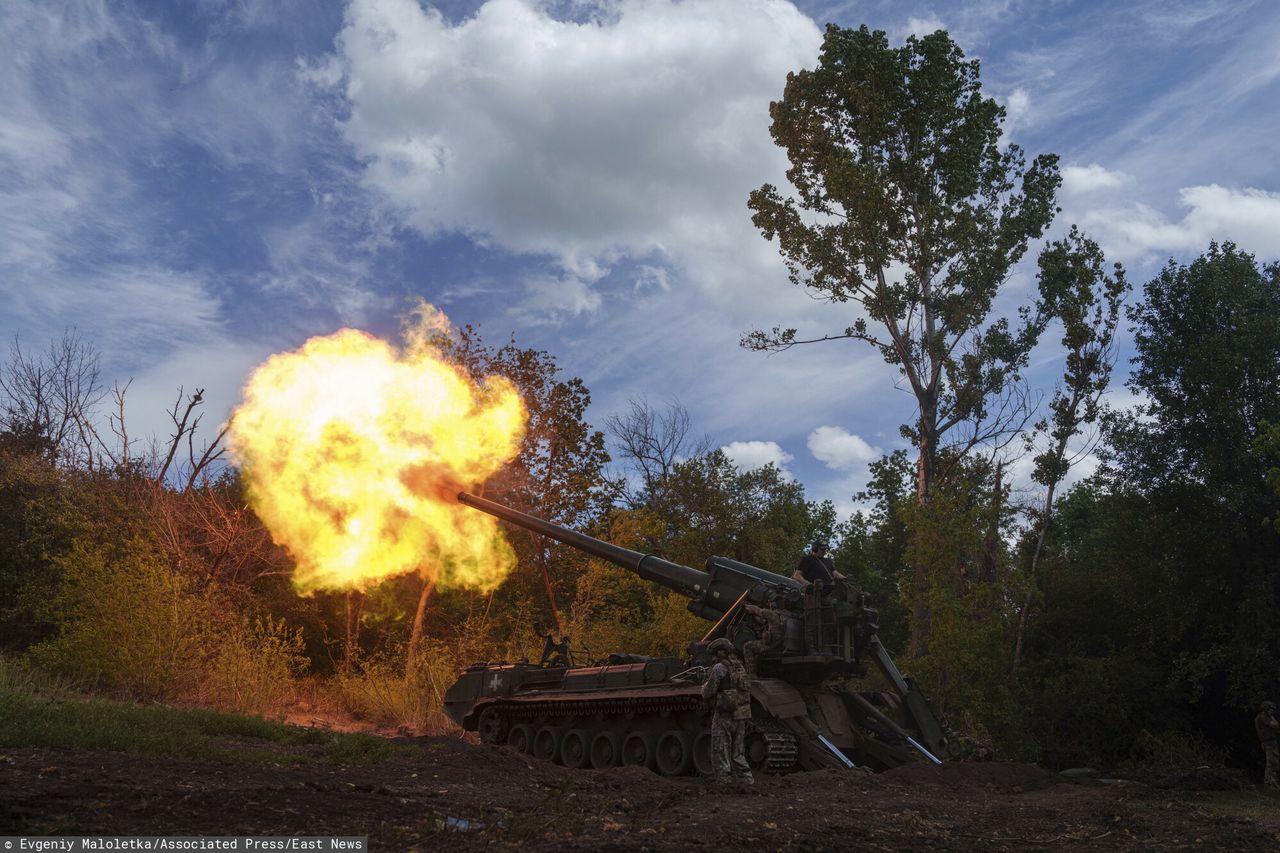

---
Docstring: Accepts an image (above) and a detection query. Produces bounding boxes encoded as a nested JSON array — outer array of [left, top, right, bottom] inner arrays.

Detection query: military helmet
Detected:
[[707, 637, 736, 657]]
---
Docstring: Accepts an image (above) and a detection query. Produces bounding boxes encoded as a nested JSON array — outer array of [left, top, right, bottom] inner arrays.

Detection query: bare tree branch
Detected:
[[156, 387, 204, 487]]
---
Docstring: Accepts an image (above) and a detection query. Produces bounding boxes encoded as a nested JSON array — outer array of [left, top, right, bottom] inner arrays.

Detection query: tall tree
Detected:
[[746, 25, 1059, 652], [746, 25, 1060, 501], [1012, 227, 1128, 673]]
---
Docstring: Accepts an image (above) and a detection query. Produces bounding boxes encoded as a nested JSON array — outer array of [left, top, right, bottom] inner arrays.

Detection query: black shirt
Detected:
[[795, 552, 835, 583]]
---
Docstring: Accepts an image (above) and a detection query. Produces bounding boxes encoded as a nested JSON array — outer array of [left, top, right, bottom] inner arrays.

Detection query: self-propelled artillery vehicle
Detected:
[[443, 491, 946, 776]]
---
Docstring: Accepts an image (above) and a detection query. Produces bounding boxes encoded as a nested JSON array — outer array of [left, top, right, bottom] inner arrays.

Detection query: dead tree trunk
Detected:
[[405, 575, 437, 680], [344, 590, 365, 671]]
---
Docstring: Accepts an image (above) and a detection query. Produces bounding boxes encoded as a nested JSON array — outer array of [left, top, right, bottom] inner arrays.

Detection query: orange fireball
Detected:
[[226, 306, 525, 594]]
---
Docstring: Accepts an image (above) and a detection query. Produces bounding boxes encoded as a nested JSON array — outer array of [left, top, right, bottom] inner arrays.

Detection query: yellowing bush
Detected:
[[201, 615, 308, 717], [34, 538, 211, 701]]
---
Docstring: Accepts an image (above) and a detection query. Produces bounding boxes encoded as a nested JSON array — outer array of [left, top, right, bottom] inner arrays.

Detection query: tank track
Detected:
[[480, 694, 800, 776], [758, 729, 798, 773]]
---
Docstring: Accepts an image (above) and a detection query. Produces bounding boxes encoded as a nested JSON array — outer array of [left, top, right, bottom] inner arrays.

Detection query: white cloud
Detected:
[[1061, 163, 1129, 194], [1001, 86, 1031, 137], [900, 14, 945, 39], [805, 425, 884, 515], [1082, 184, 1280, 261], [807, 425, 880, 472], [329, 0, 822, 318], [721, 440, 794, 477]]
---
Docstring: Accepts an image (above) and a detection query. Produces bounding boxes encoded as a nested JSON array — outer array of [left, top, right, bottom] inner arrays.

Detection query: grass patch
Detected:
[[0, 687, 417, 765]]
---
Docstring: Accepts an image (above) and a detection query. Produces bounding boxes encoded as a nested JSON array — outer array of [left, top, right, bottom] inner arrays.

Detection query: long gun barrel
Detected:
[[458, 491, 709, 599]]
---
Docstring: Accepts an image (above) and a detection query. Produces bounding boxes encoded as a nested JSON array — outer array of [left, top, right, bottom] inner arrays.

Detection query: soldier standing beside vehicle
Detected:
[[1256, 700, 1280, 786], [702, 637, 754, 787]]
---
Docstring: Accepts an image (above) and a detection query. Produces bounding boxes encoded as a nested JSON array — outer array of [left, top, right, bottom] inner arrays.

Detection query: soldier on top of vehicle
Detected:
[[792, 540, 843, 585], [742, 594, 789, 677]]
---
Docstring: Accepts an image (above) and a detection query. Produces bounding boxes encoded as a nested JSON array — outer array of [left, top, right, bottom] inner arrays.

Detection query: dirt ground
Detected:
[[3, 736, 1279, 851]]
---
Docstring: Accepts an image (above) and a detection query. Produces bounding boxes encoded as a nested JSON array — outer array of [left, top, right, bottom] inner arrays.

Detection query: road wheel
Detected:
[[533, 726, 562, 763], [692, 730, 715, 776], [561, 728, 591, 768], [477, 707, 507, 744], [506, 723, 534, 754], [621, 732, 654, 769], [654, 730, 693, 777], [590, 731, 621, 769]]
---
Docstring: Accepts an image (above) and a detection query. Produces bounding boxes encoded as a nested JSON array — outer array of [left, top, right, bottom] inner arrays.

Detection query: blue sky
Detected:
[[3, 0, 1279, 516]]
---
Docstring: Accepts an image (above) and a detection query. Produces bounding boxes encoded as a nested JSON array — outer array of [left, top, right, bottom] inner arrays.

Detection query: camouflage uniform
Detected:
[[702, 638, 754, 786], [742, 603, 788, 677], [1256, 703, 1280, 786]]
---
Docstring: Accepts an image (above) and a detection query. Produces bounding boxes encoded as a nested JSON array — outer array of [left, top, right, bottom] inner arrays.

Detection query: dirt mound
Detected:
[[4, 743, 1279, 851], [885, 760, 1060, 791]]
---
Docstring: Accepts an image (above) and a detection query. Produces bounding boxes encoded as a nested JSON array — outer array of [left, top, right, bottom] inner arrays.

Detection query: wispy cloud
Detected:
[[0, 0, 393, 450]]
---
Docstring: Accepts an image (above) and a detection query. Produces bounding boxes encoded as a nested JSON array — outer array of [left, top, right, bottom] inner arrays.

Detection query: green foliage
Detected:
[[0, 453, 148, 651], [565, 559, 703, 660], [642, 450, 821, 574], [1257, 421, 1280, 532], [33, 536, 213, 701], [1029, 227, 1128, 490], [332, 654, 439, 732], [1111, 242, 1280, 497], [832, 451, 914, 653], [1104, 244, 1280, 709], [1027, 651, 1166, 769], [201, 615, 308, 717], [0, 451, 72, 648], [1010, 228, 1128, 675], [0, 654, 80, 699], [898, 465, 1023, 750], [1016, 245, 1280, 767]]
